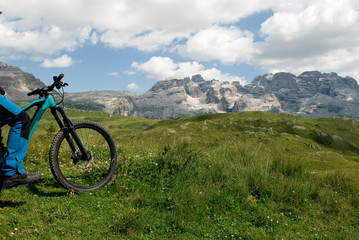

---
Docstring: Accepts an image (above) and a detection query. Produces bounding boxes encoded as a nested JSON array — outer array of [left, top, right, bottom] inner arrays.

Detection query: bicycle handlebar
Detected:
[[53, 73, 64, 83], [27, 88, 42, 96], [27, 73, 67, 97]]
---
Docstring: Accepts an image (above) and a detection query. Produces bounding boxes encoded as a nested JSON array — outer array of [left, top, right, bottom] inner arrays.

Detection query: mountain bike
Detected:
[[0, 74, 118, 192]]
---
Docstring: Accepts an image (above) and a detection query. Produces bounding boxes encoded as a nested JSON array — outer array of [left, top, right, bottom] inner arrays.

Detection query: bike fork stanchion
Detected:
[[51, 107, 91, 161]]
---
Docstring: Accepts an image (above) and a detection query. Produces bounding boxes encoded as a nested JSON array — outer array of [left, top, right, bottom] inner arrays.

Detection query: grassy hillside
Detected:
[[1, 109, 358, 239]]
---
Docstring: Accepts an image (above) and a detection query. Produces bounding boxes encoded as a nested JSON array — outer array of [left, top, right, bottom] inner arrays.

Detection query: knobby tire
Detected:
[[49, 120, 118, 192]]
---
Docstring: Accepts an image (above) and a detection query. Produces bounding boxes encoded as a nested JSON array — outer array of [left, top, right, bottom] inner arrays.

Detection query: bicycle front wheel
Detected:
[[49, 120, 118, 192]]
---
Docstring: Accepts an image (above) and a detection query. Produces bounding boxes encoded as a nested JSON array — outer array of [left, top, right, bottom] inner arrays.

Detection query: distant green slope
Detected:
[[105, 111, 359, 182]]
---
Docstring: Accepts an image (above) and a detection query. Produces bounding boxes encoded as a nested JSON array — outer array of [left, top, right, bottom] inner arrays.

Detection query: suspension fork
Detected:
[[50, 106, 91, 163]]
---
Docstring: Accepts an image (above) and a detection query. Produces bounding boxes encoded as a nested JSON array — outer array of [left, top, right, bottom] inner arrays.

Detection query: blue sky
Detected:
[[0, 0, 358, 93]]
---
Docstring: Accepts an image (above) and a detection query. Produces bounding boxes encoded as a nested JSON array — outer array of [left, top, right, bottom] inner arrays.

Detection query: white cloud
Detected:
[[132, 56, 246, 84], [108, 72, 119, 76], [255, 0, 359, 79], [124, 70, 136, 75], [1, 0, 359, 81], [179, 26, 258, 64], [0, 0, 277, 56], [127, 83, 139, 91], [40, 54, 74, 68], [0, 21, 90, 55], [101, 29, 188, 52], [90, 31, 99, 45], [132, 57, 177, 80]]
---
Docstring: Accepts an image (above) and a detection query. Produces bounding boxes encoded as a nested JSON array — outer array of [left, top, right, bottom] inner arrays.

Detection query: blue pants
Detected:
[[0, 95, 30, 176]]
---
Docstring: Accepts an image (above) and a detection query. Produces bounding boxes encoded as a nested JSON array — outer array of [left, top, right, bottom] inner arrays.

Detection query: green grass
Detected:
[[1, 110, 359, 239]]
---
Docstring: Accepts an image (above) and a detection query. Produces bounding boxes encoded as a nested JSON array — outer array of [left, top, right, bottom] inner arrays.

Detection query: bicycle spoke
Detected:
[[50, 120, 117, 191]]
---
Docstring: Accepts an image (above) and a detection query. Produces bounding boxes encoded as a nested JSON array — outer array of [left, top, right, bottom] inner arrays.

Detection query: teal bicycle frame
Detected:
[[23, 94, 91, 161], [23, 94, 56, 140]]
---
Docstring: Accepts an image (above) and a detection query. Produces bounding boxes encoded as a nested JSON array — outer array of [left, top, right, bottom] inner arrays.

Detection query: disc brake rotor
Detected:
[[74, 148, 93, 169]]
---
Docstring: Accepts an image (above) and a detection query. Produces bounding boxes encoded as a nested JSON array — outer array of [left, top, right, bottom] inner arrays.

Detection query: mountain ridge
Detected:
[[0, 62, 46, 100], [1, 61, 358, 119], [65, 71, 359, 119]]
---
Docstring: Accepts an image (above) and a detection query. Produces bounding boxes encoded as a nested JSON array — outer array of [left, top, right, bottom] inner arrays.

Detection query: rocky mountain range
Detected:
[[0, 62, 45, 100], [1, 61, 359, 119], [64, 72, 359, 119]]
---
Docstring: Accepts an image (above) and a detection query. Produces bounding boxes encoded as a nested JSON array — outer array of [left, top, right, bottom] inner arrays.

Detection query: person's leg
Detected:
[[0, 95, 40, 188], [1, 120, 27, 176], [0, 114, 40, 188], [0, 95, 30, 176]]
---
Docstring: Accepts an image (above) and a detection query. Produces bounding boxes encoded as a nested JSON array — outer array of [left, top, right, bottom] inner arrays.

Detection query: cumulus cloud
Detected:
[[0, 21, 91, 56], [0, 0, 279, 56], [1, 0, 359, 80], [255, 0, 359, 79], [40, 55, 74, 68], [127, 83, 139, 91], [179, 26, 258, 64], [132, 56, 246, 84]]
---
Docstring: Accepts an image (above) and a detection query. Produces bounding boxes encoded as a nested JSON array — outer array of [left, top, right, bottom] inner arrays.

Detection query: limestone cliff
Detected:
[[0, 62, 45, 100], [2, 61, 358, 119]]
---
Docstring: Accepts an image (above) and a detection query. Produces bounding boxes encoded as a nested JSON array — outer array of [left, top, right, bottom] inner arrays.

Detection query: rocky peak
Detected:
[[0, 62, 46, 100], [270, 72, 298, 91], [149, 74, 208, 93], [343, 77, 359, 91], [298, 71, 322, 78], [149, 78, 188, 92], [191, 74, 205, 83]]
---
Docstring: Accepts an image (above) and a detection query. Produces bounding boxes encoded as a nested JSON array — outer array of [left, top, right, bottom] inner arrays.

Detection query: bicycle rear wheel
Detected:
[[49, 120, 118, 192]]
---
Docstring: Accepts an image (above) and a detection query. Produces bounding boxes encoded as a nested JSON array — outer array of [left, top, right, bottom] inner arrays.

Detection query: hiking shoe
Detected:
[[1, 172, 42, 188]]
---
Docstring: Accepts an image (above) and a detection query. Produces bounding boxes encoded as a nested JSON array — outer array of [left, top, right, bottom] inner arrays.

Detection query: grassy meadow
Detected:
[[0, 107, 359, 239]]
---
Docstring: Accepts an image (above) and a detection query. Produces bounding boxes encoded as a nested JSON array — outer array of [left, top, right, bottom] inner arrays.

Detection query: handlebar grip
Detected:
[[27, 88, 41, 96], [53, 73, 64, 82], [27, 90, 37, 96], [58, 73, 64, 81]]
